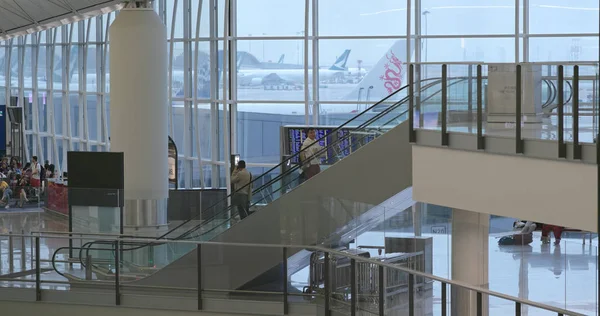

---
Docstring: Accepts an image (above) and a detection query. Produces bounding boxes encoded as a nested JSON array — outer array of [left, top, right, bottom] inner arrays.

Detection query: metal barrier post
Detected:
[[477, 65, 484, 150], [441, 64, 449, 146], [85, 255, 93, 280], [557, 65, 566, 158], [378, 265, 384, 316], [477, 291, 483, 316], [8, 231, 14, 273], [516, 64, 524, 154], [515, 302, 521, 316], [35, 237, 41, 301], [573, 65, 581, 160], [282, 247, 288, 315], [20, 230, 26, 271], [408, 274, 415, 316], [324, 252, 331, 316], [441, 282, 447, 316], [350, 259, 356, 316], [30, 232, 34, 269], [197, 244, 202, 310], [468, 64, 474, 126], [114, 240, 120, 305], [409, 64, 416, 143]]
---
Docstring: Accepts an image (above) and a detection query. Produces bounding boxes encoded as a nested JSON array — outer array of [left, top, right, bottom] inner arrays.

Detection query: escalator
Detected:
[[52, 75, 565, 290]]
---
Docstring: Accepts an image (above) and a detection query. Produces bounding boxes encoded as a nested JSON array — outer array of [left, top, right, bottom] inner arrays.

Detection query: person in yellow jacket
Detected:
[[0, 180, 12, 209]]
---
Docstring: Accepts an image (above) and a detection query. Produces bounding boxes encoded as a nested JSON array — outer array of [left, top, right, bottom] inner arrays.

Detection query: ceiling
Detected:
[[0, 0, 123, 41]]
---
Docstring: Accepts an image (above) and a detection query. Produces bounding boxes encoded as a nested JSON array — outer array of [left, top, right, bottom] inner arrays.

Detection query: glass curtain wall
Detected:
[[0, 0, 598, 188]]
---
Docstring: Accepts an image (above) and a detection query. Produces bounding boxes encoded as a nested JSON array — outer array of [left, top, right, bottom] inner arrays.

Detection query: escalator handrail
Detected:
[[177, 77, 471, 241], [68, 77, 469, 268], [145, 77, 460, 242]]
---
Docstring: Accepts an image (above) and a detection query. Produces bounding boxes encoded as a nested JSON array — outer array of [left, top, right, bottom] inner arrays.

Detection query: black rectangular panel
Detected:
[[67, 152, 124, 207]]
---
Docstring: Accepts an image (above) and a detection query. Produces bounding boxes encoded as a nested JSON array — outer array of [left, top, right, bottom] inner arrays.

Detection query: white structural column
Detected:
[[451, 209, 489, 316], [110, 8, 169, 229]]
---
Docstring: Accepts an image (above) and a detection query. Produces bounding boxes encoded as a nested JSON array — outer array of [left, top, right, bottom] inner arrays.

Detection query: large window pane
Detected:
[[53, 93, 63, 135], [167, 0, 185, 39], [192, 0, 211, 38], [236, 103, 305, 164], [237, 40, 306, 101], [237, 0, 304, 37], [69, 45, 79, 90], [424, 38, 515, 63], [420, 0, 515, 35], [529, 37, 599, 62], [318, 39, 407, 102], [86, 44, 98, 92], [38, 92, 48, 132], [319, 0, 407, 36], [24, 46, 33, 88], [69, 93, 80, 137], [171, 42, 185, 98], [192, 41, 210, 99], [87, 95, 99, 141], [192, 103, 211, 159], [172, 100, 186, 160], [529, 0, 599, 34]]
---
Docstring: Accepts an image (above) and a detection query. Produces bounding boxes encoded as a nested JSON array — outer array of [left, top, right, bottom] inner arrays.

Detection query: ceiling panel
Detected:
[[0, 0, 122, 41]]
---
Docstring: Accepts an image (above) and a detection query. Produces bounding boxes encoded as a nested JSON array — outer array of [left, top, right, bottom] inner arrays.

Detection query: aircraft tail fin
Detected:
[[329, 49, 351, 71], [342, 40, 410, 102]]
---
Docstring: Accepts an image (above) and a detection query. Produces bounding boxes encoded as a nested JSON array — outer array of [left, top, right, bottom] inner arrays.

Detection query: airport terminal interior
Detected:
[[0, 0, 598, 315]]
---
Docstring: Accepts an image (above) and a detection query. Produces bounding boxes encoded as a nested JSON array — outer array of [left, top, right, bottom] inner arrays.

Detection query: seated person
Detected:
[[0, 180, 12, 209]]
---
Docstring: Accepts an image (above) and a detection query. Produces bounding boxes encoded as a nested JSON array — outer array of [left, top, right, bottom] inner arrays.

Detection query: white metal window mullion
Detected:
[[311, 0, 319, 125], [514, 0, 520, 63], [49, 29, 61, 174], [303, 0, 309, 125], [522, 0, 529, 63], [168, 0, 178, 140], [209, 0, 219, 187], [63, 26, 72, 159], [223, 0, 231, 194], [18, 38, 30, 162], [101, 13, 111, 151], [193, 0, 206, 189], [81, 20, 91, 151], [95, 16, 103, 150], [31, 34, 43, 163], [183, 0, 192, 189], [229, 0, 237, 163]]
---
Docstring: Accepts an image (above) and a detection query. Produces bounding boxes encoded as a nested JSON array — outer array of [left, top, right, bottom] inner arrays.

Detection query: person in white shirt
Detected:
[[231, 160, 252, 219], [300, 128, 324, 180]]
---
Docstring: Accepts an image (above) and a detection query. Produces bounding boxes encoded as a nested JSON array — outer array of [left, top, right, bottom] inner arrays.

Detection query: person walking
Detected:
[[300, 128, 324, 180], [231, 160, 252, 220]]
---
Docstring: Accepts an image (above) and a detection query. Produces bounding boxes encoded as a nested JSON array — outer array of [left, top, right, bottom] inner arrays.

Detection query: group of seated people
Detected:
[[0, 156, 56, 209]]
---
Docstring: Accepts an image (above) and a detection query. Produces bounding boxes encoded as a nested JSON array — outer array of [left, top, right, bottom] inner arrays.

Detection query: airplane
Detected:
[[237, 49, 352, 86]]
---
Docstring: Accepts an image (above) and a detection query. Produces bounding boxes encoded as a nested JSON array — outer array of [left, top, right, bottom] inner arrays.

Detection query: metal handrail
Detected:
[[2, 232, 586, 316]]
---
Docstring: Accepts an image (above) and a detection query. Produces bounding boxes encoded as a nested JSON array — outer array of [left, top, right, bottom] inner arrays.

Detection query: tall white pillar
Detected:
[[451, 209, 489, 316], [109, 8, 168, 230]]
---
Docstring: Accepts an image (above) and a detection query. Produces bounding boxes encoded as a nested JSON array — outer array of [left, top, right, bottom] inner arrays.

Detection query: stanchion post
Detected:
[[516, 64, 524, 154], [477, 65, 484, 150], [282, 247, 288, 315], [114, 240, 120, 305], [197, 244, 203, 310], [557, 65, 566, 158], [35, 236, 41, 301], [441, 64, 449, 146], [409, 64, 416, 143], [8, 231, 14, 273], [573, 65, 581, 160]]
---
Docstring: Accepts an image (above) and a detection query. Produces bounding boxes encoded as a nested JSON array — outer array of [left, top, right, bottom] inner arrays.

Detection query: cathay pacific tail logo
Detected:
[[379, 51, 403, 94]]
